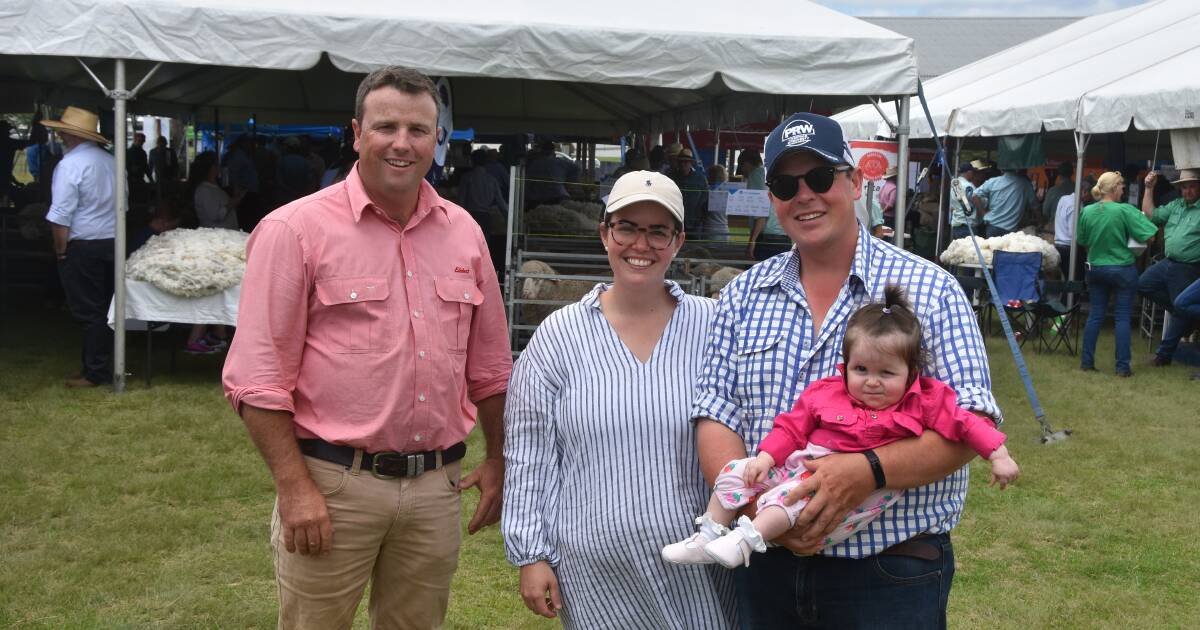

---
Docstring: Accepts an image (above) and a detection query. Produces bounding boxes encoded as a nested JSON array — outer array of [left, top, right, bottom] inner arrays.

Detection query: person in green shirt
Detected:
[[1078, 172, 1159, 376], [1139, 168, 1200, 366]]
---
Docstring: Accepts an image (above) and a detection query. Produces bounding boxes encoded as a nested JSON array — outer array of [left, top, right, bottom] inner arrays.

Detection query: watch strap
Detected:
[[863, 449, 886, 490]]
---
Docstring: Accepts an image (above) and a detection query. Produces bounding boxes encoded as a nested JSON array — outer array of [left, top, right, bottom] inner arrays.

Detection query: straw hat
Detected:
[[41, 106, 107, 144], [1172, 168, 1200, 185], [884, 165, 898, 179]]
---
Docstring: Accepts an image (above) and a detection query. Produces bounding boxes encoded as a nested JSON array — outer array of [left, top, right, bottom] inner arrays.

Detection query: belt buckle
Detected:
[[370, 452, 424, 479], [406, 453, 424, 477]]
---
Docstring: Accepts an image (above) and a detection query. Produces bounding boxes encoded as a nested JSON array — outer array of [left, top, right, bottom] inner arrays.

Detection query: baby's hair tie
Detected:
[[881, 306, 892, 314]]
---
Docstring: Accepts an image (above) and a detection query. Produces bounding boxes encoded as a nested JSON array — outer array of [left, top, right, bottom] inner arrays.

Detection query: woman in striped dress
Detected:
[[502, 171, 735, 629]]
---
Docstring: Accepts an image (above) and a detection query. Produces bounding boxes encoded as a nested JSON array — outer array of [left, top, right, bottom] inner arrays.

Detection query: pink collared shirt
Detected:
[[222, 165, 512, 453], [757, 368, 1005, 466]]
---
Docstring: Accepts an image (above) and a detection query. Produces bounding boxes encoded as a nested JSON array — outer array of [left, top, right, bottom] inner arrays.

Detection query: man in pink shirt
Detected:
[[222, 66, 512, 629]]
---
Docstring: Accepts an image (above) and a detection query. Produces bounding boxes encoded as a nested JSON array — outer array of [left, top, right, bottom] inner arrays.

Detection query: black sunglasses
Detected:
[[767, 166, 851, 200]]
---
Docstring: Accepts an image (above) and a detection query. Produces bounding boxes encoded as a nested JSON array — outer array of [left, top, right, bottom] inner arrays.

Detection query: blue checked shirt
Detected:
[[692, 223, 1002, 559]]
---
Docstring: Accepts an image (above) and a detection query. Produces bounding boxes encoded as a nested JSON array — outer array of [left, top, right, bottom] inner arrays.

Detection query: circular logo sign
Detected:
[[859, 151, 889, 181]]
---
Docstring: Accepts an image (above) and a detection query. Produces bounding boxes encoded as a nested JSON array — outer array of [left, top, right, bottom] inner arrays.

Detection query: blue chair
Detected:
[[987, 251, 1043, 345]]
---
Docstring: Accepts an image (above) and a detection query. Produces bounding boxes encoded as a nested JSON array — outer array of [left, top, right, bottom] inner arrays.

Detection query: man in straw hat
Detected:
[[1140, 167, 1200, 366], [42, 106, 117, 388], [669, 146, 707, 235]]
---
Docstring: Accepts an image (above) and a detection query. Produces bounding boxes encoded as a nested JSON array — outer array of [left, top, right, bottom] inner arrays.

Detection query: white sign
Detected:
[[724, 187, 772, 217], [850, 140, 897, 229], [708, 182, 741, 217]]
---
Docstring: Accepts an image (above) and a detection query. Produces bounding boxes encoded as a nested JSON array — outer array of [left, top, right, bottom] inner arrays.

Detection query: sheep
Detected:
[[518, 260, 599, 326], [706, 266, 744, 298], [525, 204, 599, 236]]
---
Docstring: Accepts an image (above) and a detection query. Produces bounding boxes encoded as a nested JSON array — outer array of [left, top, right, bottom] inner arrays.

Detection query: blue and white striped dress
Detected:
[[502, 281, 736, 629]]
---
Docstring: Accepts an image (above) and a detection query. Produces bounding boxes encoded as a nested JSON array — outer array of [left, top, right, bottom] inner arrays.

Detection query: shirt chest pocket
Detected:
[[816, 406, 862, 428], [314, 276, 396, 354], [435, 276, 484, 354]]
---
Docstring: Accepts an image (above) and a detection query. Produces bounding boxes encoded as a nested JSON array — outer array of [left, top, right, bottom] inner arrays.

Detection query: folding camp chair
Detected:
[[954, 272, 988, 327], [987, 251, 1043, 345], [1028, 280, 1085, 355]]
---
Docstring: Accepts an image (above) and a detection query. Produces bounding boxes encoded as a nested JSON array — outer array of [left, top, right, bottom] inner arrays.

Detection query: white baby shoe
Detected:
[[703, 515, 767, 569], [662, 514, 729, 565]]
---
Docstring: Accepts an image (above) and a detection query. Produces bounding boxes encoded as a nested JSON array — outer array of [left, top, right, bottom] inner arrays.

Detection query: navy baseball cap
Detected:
[[764, 113, 855, 178]]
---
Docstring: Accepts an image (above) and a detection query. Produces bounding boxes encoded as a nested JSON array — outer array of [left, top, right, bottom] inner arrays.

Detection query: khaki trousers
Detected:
[[272, 455, 463, 630]]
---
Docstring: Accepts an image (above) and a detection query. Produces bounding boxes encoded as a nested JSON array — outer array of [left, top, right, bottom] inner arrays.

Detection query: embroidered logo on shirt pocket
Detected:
[[314, 276, 395, 354], [817, 407, 860, 427], [435, 276, 484, 354]]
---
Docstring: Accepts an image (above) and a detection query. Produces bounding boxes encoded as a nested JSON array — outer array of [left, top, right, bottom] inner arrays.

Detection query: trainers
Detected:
[[1150, 354, 1172, 367], [662, 532, 719, 565], [201, 335, 229, 351], [184, 341, 218, 354], [704, 516, 766, 569]]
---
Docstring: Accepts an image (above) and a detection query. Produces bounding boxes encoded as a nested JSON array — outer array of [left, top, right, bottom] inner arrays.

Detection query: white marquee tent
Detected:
[[3, 0, 918, 135], [834, 0, 1200, 140], [833, 0, 1200, 281], [2, 0, 921, 391]]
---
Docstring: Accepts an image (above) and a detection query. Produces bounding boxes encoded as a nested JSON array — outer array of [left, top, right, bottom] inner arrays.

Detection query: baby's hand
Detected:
[[988, 446, 1020, 490], [743, 452, 775, 486]]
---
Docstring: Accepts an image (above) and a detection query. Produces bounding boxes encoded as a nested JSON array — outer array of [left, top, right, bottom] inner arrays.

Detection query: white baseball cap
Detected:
[[604, 170, 685, 226]]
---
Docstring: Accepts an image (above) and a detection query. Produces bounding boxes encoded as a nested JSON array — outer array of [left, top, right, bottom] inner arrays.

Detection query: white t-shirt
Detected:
[[194, 181, 239, 230]]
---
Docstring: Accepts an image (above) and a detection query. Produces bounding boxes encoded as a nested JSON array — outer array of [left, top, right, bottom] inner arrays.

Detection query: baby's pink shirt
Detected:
[[756, 367, 1005, 466]]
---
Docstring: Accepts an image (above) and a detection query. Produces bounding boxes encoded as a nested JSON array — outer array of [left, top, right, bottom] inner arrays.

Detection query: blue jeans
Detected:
[[734, 534, 955, 629], [1082, 264, 1139, 373], [950, 224, 973, 240], [984, 224, 1014, 238], [1138, 259, 1200, 359], [1174, 278, 1200, 320]]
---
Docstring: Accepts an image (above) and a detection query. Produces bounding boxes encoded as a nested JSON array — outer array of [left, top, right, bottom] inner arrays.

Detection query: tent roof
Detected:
[[834, 0, 1200, 140], [1, 0, 918, 136], [861, 17, 1079, 79]]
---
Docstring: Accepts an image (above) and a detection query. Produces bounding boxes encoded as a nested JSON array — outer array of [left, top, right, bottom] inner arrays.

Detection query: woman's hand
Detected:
[[743, 452, 775, 485], [519, 561, 563, 619]]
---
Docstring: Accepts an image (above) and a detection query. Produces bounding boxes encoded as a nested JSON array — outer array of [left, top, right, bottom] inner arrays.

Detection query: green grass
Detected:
[[2, 306, 1198, 628]]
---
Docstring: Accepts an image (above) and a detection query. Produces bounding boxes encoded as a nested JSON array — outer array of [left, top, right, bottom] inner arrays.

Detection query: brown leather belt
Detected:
[[879, 534, 942, 561]]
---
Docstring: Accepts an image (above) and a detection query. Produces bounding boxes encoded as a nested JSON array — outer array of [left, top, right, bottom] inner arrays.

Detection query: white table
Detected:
[[106, 280, 240, 385], [108, 279, 240, 329]]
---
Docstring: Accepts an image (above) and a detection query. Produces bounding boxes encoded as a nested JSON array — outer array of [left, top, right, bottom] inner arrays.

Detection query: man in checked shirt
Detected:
[[223, 67, 512, 629], [692, 113, 1002, 628]]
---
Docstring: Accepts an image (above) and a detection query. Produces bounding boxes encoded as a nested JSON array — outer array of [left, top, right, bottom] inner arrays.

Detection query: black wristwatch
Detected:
[[863, 449, 886, 490]]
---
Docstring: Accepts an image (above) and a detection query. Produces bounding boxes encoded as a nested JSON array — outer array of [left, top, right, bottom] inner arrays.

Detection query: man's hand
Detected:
[[1145, 171, 1159, 188], [519, 561, 562, 618], [461, 456, 504, 534], [277, 479, 333, 556], [776, 453, 875, 554]]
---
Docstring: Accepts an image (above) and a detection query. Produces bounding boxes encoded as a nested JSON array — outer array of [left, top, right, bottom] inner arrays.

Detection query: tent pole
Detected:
[[894, 95, 911, 248], [112, 59, 128, 393], [934, 139, 950, 255], [1068, 131, 1089, 307], [504, 163, 523, 341]]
